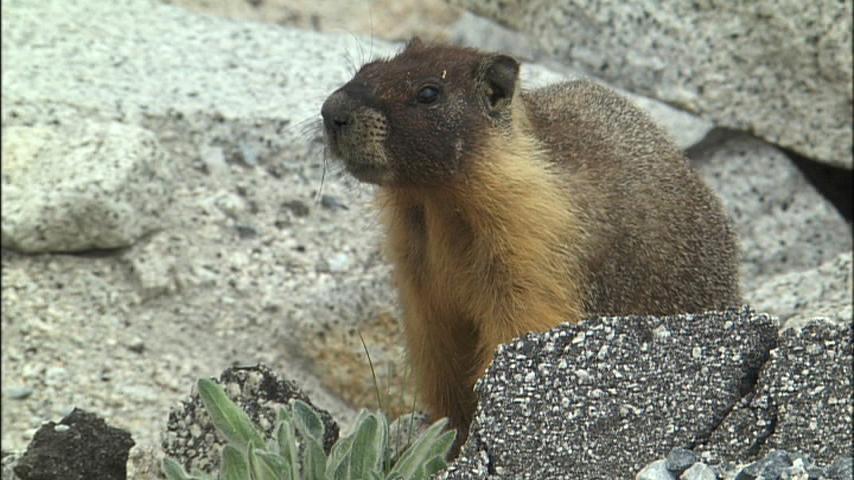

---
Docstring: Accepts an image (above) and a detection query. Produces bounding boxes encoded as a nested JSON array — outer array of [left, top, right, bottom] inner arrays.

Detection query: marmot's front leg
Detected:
[[399, 291, 479, 432]]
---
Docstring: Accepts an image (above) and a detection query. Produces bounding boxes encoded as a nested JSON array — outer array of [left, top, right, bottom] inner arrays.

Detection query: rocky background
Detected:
[[1, 0, 851, 478]]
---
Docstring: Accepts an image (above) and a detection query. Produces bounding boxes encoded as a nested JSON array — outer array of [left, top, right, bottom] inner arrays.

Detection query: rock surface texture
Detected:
[[700, 322, 853, 465], [448, 0, 854, 169], [1, 122, 173, 253], [442, 312, 852, 479], [442, 308, 779, 479]]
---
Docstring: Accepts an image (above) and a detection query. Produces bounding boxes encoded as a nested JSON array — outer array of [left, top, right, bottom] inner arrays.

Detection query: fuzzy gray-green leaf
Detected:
[[275, 418, 299, 479], [220, 444, 250, 480], [423, 454, 449, 477], [325, 433, 354, 480], [302, 437, 327, 480], [348, 411, 386, 478], [247, 444, 281, 480], [390, 418, 455, 479], [161, 458, 197, 480], [197, 379, 266, 451], [292, 399, 325, 443]]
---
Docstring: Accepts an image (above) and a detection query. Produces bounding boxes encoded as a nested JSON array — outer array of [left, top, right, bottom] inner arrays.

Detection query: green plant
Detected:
[[162, 379, 456, 480]]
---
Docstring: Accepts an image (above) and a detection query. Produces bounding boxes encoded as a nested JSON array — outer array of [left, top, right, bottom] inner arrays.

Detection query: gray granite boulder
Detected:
[[0, 122, 173, 253], [448, 0, 853, 168], [441, 308, 777, 480], [751, 252, 853, 330], [689, 134, 852, 322]]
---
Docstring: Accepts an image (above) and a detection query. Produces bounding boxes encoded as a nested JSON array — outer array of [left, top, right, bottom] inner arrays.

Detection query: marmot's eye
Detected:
[[416, 85, 440, 104]]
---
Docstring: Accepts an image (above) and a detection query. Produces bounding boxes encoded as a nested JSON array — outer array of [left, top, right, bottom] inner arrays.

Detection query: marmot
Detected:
[[321, 40, 740, 438]]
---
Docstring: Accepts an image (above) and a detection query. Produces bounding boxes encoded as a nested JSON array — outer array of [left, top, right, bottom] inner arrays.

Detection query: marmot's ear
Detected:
[[405, 37, 424, 51], [481, 55, 520, 110]]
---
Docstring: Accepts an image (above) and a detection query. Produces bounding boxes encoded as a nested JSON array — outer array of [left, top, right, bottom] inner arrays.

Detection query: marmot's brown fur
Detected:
[[321, 39, 740, 439]]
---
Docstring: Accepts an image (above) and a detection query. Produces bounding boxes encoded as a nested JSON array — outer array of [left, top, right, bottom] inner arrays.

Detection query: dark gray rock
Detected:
[[162, 364, 339, 475], [666, 447, 700, 475], [13, 408, 134, 480], [702, 321, 852, 465], [827, 456, 853, 480], [441, 308, 776, 479], [737, 450, 791, 479], [640, 449, 846, 479]]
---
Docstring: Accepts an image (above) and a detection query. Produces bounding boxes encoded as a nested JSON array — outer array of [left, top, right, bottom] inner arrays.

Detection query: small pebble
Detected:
[[323, 253, 351, 273], [127, 337, 146, 353], [636, 459, 676, 480], [666, 447, 699, 474], [5, 386, 34, 400], [44, 366, 68, 386], [320, 194, 348, 211], [680, 462, 715, 480]]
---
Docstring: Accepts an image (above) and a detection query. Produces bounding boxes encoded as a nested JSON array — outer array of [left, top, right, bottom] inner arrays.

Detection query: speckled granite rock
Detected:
[[449, 0, 853, 168], [162, 365, 340, 475], [752, 252, 853, 330], [699, 321, 852, 465], [0, 122, 173, 253], [690, 134, 853, 322], [441, 308, 777, 479], [0, 0, 397, 163]]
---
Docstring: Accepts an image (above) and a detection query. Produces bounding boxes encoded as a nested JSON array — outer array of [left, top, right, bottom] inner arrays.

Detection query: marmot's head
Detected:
[[321, 40, 520, 186]]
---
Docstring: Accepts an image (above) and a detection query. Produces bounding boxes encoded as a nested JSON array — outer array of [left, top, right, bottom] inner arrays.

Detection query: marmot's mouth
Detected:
[[345, 160, 390, 185]]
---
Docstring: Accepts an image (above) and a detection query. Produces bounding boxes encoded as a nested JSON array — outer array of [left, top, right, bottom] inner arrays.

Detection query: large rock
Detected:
[[689, 134, 853, 313], [12, 409, 134, 480], [751, 252, 853, 330], [1, 0, 381, 454], [1, 122, 173, 253], [442, 308, 777, 479], [448, 0, 853, 168], [0, 0, 397, 160], [700, 321, 852, 465]]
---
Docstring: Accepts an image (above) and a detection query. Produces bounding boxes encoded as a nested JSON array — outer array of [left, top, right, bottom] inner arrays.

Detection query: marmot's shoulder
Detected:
[[523, 80, 681, 162]]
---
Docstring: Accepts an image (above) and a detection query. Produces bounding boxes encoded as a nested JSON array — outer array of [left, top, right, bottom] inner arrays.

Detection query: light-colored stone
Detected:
[[636, 459, 675, 480], [0, 0, 398, 164], [1, 122, 173, 253], [169, 0, 462, 43], [680, 462, 716, 480], [751, 252, 853, 330], [449, 0, 853, 168], [691, 134, 852, 295]]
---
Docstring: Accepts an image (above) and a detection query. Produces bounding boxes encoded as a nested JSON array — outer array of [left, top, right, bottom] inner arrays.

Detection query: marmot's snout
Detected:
[[321, 88, 390, 184], [321, 90, 352, 136]]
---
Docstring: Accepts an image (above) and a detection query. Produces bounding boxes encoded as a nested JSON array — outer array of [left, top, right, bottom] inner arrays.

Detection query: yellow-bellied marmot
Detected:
[[321, 39, 740, 439]]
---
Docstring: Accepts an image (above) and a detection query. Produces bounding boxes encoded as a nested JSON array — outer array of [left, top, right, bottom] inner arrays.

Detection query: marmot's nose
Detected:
[[321, 91, 351, 133]]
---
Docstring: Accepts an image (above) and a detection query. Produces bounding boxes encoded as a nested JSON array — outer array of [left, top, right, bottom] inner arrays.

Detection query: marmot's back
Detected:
[[524, 80, 740, 315]]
